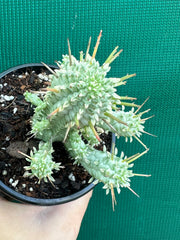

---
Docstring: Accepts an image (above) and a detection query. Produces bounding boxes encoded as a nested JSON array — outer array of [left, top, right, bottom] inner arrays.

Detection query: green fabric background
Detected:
[[0, 1, 179, 239]]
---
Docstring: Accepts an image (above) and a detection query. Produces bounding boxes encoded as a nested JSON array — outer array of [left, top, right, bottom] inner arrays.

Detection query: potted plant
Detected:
[[0, 31, 152, 208]]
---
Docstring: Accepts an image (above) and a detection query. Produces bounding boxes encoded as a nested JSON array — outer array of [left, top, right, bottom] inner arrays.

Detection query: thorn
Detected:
[[111, 184, 117, 211], [127, 186, 140, 198], [46, 88, 59, 93], [118, 73, 136, 82], [47, 107, 59, 119], [67, 38, 72, 66], [89, 121, 101, 142], [141, 115, 155, 121], [134, 97, 150, 114], [120, 102, 140, 108], [102, 119, 119, 135], [113, 81, 127, 87], [55, 61, 61, 69], [133, 173, 151, 177], [133, 134, 148, 150], [26, 133, 36, 142], [63, 125, 71, 143], [119, 96, 137, 101], [104, 46, 119, 64], [127, 149, 149, 164], [104, 112, 128, 126], [138, 109, 151, 116], [91, 30, 102, 62], [107, 49, 123, 65], [48, 176, 56, 188], [41, 62, 57, 76], [141, 130, 157, 137], [122, 153, 140, 162], [85, 36, 92, 61], [17, 151, 33, 160]]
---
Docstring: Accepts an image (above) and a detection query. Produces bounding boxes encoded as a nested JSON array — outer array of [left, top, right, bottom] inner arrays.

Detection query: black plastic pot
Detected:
[[0, 63, 115, 205]]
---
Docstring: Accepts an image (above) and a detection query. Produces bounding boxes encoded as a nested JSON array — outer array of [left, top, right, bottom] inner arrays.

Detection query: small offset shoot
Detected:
[[20, 30, 154, 209]]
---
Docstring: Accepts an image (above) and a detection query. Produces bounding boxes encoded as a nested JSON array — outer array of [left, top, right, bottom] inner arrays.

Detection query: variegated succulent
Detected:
[[21, 31, 153, 207]]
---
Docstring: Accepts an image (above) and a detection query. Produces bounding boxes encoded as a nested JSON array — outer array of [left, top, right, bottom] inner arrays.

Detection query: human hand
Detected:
[[0, 191, 92, 240]]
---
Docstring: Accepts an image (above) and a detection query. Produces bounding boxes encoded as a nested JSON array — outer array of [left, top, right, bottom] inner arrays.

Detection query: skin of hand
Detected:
[[0, 191, 92, 240]]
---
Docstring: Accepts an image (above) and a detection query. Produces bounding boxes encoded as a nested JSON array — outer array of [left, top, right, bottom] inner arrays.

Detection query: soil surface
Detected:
[[0, 66, 111, 199]]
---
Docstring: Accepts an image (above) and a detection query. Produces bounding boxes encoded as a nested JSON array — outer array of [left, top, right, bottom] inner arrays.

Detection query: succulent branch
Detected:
[[22, 31, 153, 202]]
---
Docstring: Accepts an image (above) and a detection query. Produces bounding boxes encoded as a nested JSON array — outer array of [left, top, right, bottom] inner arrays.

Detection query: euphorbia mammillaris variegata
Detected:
[[21, 31, 153, 207]]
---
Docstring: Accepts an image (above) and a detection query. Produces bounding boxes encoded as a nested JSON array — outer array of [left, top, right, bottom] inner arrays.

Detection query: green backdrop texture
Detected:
[[0, 1, 179, 240]]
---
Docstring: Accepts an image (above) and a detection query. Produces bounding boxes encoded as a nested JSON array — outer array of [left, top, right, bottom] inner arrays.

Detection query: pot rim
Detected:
[[0, 63, 57, 78], [0, 63, 116, 205]]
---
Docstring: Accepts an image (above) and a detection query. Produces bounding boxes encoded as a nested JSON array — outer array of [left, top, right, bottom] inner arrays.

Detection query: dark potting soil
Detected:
[[0, 66, 111, 199]]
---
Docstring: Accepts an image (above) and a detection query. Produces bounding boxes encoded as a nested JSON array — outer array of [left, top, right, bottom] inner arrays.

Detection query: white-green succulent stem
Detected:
[[23, 141, 61, 183], [101, 109, 145, 139], [65, 130, 134, 193], [23, 37, 150, 189], [24, 91, 43, 107]]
